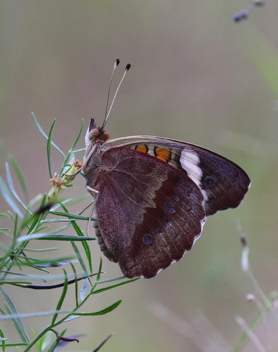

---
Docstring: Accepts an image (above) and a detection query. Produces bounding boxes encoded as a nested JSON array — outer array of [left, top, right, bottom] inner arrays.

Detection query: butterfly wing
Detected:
[[87, 146, 206, 278], [103, 136, 251, 216], [85, 135, 250, 278]]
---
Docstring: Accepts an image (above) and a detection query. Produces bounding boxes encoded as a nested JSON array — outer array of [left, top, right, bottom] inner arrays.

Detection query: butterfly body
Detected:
[[83, 119, 250, 278]]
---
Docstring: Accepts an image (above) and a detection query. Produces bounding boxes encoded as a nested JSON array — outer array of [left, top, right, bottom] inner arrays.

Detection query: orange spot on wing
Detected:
[[155, 147, 170, 162], [135, 145, 148, 153]]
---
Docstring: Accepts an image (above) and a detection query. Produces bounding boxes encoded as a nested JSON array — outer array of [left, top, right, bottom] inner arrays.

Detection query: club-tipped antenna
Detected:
[[101, 62, 131, 129], [104, 59, 120, 122]]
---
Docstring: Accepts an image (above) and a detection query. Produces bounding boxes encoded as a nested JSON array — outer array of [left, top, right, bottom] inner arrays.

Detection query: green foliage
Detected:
[[0, 116, 137, 351]]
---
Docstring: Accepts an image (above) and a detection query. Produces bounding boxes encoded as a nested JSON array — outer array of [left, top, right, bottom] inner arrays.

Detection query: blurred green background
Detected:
[[1, 1, 278, 351]]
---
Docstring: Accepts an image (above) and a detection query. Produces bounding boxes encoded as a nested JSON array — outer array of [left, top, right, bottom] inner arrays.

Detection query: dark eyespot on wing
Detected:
[[143, 234, 153, 245], [165, 203, 175, 213]]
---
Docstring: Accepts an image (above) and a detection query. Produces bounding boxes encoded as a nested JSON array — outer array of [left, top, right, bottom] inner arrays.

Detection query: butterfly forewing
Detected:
[[104, 136, 251, 216]]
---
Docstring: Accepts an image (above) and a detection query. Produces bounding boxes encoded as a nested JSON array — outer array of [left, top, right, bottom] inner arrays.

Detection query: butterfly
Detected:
[[82, 61, 251, 279]]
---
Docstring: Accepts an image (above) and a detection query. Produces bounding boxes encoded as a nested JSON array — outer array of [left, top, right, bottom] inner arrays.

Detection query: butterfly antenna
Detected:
[[101, 62, 131, 129], [104, 59, 120, 122]]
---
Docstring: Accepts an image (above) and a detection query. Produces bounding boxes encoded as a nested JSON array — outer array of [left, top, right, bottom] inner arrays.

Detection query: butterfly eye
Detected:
[[143, 234, 153, 245], [89, 128, 100, 140]]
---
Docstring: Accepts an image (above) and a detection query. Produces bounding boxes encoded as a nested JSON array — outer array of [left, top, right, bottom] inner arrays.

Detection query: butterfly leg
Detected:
[[83, 186, 99, 236], [78, 199, 95, 215]]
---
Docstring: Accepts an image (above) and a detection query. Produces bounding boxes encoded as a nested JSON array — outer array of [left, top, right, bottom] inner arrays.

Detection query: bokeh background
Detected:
[[1, 1, 278, 351]]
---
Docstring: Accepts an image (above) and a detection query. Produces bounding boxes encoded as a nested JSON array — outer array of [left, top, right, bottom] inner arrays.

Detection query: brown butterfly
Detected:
[[82, 61, 250, 279]]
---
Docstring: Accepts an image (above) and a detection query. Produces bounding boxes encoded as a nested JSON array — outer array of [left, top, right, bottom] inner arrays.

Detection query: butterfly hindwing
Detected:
[[88, 147, 206, 278]]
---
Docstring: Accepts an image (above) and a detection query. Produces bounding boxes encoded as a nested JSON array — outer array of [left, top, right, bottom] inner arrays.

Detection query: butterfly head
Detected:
[[85, 118, 110, 148], [83, 118, 110, 173]]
